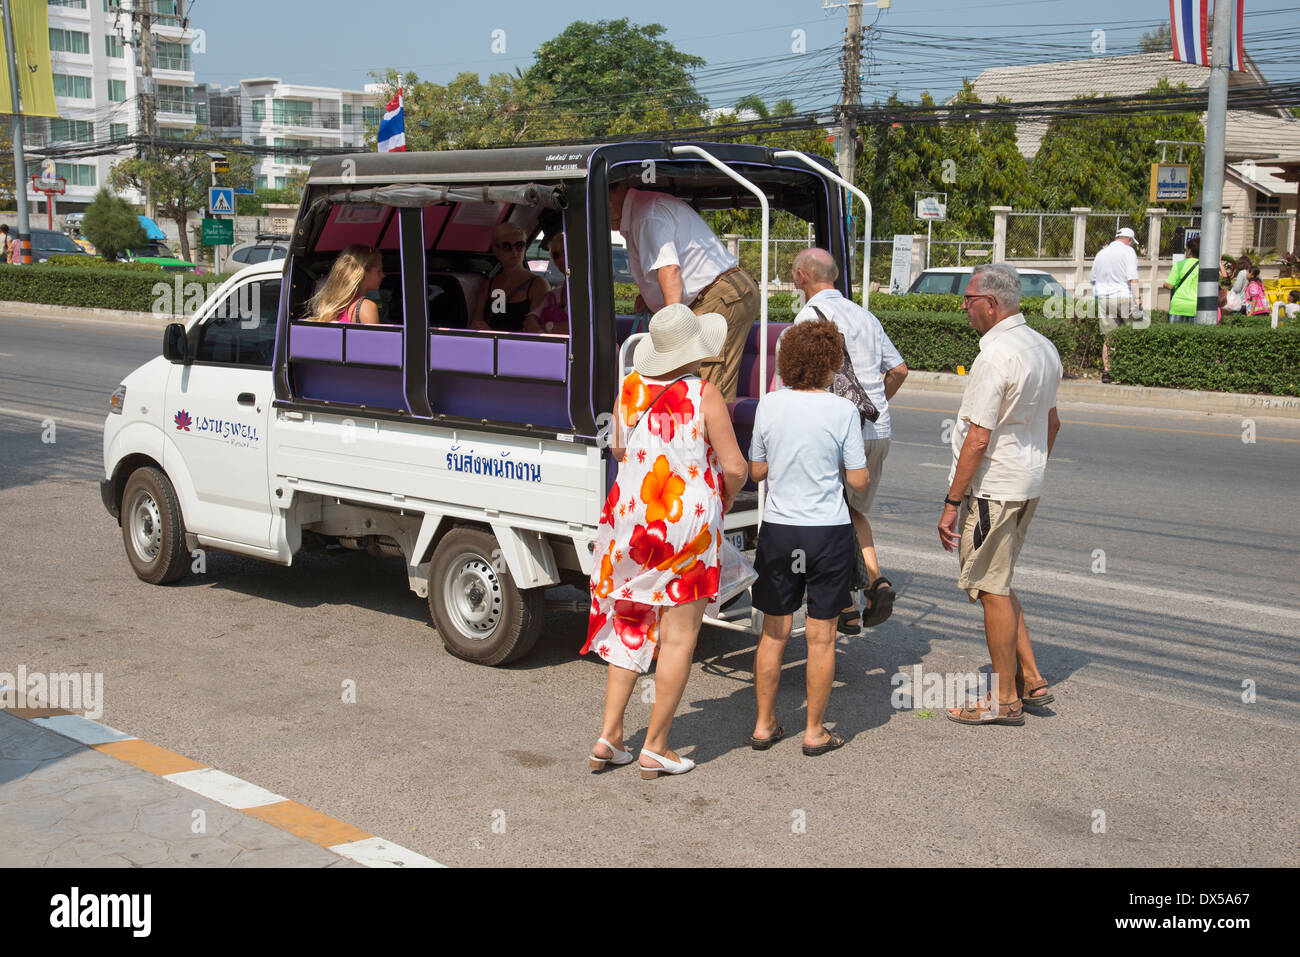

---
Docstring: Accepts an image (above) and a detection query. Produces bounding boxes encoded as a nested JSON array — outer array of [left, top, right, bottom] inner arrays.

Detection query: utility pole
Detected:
[[2, 0, 31, 264], [1196, 0, 1235, 324], [836, 1, 863, 188], [137, 0, 156, 217]]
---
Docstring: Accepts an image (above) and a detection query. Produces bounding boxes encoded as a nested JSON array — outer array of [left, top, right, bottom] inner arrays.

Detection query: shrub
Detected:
[[81, 188, 146, 261], [1109, 322, 1300, 395], [0, 263, 237, 312], [45, 254, 164, 271]]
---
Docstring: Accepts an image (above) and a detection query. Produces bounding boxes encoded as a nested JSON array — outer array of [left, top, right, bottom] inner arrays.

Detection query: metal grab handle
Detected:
[[237, 392, 256, 406]]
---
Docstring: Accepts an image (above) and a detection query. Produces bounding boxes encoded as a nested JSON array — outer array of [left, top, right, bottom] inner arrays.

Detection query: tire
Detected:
[[427, 527, 542, 666], [120, 466, 191, 585]]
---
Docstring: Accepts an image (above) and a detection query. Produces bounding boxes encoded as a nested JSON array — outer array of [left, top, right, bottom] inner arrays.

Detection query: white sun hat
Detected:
[[633, 303, 727, 378]]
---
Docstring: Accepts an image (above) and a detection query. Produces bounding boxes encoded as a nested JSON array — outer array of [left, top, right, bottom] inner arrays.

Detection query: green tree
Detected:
[[81, 187, 146, 260], [1026, 80, 1203, 229], [1139, 23, 1171, 53], [109, 129, 256, 261], [520, 19, 705, 140], [369, 68, 536, 150], [858, 92, 950, 239]]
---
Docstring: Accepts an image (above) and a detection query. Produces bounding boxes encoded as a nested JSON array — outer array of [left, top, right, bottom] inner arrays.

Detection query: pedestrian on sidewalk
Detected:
[[791, 247, 908, 632], [1091, 227, 1141, 384], [749, 317, 868, 756], [939, 264, 1062, 726], [1163, 236, 1200, 324]]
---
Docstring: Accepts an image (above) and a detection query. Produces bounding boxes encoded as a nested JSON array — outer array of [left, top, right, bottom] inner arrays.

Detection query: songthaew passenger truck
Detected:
[[100, 142, 875, 665]]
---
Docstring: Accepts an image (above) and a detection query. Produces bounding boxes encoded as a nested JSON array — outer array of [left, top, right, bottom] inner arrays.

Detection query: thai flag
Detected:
[[1169, 0, 1209, 67], [377, 87, 406, 153], [1228, 0, 1246, 72]]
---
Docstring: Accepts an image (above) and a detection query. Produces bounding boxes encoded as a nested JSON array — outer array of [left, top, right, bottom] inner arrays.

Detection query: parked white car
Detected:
[[908, 266, 1064, 298]]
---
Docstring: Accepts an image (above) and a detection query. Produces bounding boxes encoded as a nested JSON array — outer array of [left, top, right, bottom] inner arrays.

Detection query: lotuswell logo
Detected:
[[173, 410, 192, 431]]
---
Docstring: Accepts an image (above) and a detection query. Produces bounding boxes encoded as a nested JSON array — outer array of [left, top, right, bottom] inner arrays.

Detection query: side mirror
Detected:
[[162, 323, 190, 364]]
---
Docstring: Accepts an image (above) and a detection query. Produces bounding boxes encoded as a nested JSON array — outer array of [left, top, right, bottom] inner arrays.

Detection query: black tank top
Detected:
[[487, 276, 538, 332]]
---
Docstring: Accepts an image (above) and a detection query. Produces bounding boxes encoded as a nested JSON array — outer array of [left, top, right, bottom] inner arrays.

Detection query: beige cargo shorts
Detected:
[[957, 495, 1039, 601]]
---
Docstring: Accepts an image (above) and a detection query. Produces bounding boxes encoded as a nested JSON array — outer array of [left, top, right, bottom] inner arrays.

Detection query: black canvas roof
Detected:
[[307, 142, 836, 187]]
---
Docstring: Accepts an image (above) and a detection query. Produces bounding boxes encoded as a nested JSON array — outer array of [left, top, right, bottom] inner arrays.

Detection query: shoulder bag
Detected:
[[811, 305, 880, 425]]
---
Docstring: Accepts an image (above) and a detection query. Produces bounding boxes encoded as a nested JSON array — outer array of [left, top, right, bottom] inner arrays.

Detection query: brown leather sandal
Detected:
[[946, 697, 1025, 726], [1017, 677, 1055, 708]]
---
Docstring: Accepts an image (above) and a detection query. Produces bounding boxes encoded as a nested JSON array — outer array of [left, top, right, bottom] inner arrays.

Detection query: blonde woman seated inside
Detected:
[[308, 244, 384, 324], [471, 223, 548, 333]]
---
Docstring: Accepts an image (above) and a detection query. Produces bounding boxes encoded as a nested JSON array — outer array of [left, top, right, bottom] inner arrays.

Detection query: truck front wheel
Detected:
[[120, 466, 191, 585], [428, 527, 542, 666]]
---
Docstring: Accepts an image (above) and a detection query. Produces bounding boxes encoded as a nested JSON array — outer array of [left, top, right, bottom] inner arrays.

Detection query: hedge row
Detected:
[[1110, 322, 1300, 396], [0, 264, 235, 312]]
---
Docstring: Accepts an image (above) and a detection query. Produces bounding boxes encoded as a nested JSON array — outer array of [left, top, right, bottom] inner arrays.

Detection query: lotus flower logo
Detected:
[[173, 409, 192, 431]]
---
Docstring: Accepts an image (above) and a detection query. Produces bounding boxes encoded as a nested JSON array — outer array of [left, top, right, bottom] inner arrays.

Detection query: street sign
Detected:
[[208, 187, 234, 215], [201, 218, 234, 245], [889, 235, 914, 294], [232, 187, 255, 194], [915, 195, 947, 221], [31, 175, 65, 193], [1150, 163, 1190, 202], [211, 161, 230, 174]]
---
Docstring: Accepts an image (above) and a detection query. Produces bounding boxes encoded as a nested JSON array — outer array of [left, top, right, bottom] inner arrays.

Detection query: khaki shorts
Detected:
[[844, 437, 891, 516], [695, 269, 759, 403], [1097, 295, 1135, 336], [957, 495, 1038, 601]]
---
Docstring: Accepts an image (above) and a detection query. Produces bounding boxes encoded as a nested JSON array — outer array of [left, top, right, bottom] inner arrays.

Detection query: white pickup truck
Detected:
[[101, 142, 871, 664]]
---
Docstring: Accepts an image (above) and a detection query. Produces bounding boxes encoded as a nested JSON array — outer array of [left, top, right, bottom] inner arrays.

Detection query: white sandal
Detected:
[[638, 747, 695, 780], [588, 737, 634, 772]]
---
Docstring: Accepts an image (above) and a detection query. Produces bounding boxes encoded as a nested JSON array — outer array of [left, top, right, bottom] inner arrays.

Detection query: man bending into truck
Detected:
[[609, 180, 760, 402]]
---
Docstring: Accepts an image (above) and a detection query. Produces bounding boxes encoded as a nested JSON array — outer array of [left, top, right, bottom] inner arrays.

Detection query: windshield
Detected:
[[37, 233, 84, 253]]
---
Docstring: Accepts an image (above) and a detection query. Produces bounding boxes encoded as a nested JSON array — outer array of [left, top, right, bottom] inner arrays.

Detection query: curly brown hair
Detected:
[[778, 318, 842, 390]]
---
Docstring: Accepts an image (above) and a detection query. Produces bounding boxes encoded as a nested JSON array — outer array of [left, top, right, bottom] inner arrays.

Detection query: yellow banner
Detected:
[[0, 0, 58, 117]]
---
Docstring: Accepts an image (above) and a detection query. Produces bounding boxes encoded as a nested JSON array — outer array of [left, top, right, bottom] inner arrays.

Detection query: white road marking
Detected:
[[329, 836, 444, 868], [0, 405, 103, 431], [32, 715, 135, 746], [163, 768, 287, 810], [886, 543, 1300, 622]]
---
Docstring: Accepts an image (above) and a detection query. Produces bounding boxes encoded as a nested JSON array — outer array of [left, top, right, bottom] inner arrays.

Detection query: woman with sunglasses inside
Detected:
[[471, 223, 548, 333]]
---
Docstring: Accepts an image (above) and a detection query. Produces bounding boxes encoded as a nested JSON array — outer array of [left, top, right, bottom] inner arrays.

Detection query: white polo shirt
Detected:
[[1090, 240, 1139, 298], [794, 288, 905, 441], [620, 189, 737, 313], [948, 313, 1062, 501]]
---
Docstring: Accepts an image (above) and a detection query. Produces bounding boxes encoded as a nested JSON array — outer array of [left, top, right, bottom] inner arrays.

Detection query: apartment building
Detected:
[[236, 79, 379, 191], [31, 0, 199, 212]]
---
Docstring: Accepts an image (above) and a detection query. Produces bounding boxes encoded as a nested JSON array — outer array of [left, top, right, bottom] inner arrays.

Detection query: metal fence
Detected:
[[1243, 212, 1289, 253], [929, 239, 995, 268], [1084, 210, 1147, 257], [1006, 211, 1074, 259]]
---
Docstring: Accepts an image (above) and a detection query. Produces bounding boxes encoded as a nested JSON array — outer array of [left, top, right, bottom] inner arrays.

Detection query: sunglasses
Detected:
[[495, 240, 526, 251]]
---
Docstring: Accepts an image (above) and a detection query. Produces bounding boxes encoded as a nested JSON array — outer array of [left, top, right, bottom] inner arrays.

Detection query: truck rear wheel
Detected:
[[120, 466, 190, 585], [428, 527, 542, 666]]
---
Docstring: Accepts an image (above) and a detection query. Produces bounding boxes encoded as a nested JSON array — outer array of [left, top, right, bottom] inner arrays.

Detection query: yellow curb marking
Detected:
[[244, 800, 373, 848], [93, 738, 208, 776]]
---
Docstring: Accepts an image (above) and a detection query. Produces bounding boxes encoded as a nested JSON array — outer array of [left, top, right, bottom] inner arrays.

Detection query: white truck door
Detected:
[[164, 276, 280, 549]]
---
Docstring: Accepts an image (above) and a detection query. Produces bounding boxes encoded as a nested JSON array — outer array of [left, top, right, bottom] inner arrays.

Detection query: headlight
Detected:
[[108, 385, 126, 415]]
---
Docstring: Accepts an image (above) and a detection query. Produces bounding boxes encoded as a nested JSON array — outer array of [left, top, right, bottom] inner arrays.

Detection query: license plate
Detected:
[[725, 531, 745, 552]]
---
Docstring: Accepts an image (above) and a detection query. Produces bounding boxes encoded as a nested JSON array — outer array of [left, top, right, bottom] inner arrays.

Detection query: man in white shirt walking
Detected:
[[793, 247, 908, 631], [939, 264, 1062, 726], [1090, 227, 1143, 383], [610, 180, 760, 402]]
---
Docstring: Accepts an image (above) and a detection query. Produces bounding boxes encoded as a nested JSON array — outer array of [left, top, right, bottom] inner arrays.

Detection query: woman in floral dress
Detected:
[[583, 304, 749, 779]]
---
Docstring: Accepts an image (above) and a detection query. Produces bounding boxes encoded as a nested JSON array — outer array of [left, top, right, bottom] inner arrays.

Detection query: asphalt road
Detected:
[[2, 313, 1298, 867]]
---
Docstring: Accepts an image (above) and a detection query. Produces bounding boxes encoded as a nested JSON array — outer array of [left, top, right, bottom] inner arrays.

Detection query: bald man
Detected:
[[792, 247, 908, 631], [610, 180, 760, 401]]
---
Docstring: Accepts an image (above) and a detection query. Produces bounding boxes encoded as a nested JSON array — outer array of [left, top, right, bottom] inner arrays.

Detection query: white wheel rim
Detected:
[[442, 551, 504, 641], [127, 487, 163, 564]]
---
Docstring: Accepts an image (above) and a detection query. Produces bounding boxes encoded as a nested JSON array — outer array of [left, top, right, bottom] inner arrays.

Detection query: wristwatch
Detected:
[[943, 496, 963, 508]]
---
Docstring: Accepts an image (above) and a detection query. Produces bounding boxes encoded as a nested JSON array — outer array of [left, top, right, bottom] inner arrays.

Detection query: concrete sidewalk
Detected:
[[0, 710, 439, 868]]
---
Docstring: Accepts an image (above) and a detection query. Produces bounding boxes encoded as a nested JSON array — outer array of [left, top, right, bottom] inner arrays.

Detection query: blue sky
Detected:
[[193, 1, 1299, 107]]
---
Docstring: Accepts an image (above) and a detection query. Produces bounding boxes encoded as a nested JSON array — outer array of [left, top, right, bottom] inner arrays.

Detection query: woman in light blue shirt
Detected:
[[748, 319, 868, 757]]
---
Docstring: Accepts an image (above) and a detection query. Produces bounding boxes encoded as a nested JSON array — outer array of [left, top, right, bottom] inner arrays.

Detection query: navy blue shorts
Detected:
[[751, 522, 856, 621]]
